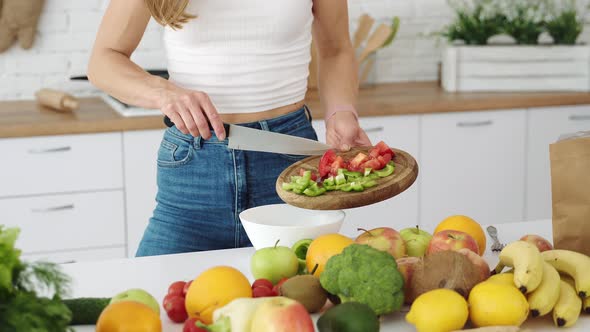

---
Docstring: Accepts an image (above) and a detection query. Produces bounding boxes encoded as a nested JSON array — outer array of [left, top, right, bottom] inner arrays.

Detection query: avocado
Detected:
[[317, 302, 380, 332]]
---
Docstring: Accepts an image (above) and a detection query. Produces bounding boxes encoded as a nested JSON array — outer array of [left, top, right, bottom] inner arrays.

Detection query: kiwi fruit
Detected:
[[408, 250, 481, 303], [279, 275, 328, 313]]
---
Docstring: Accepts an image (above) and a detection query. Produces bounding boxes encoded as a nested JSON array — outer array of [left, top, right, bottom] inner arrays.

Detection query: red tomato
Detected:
[[349, 152, 369, 171], [318, 150, 336, 178], [163, 294, 188, 323], [182, 280, 192, 297], [361, 159, 382, 171], [330, 156, 346, 176], [375, 141, 395, 156], [377, 153, 392, 168], [252, 278, 273, 290], [183, 318, 208, 332], [168, 281, 187, 297], [369, 148, 380, 159], [253, 286, 276, 298]]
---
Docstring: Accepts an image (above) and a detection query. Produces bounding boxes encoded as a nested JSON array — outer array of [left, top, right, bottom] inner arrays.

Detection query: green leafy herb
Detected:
[[546, 0, 584, 44], [0, 226, 73, 332]]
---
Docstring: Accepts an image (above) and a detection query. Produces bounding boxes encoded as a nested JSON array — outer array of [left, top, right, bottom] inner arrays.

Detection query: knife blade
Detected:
[[163, 116, 331, 155]]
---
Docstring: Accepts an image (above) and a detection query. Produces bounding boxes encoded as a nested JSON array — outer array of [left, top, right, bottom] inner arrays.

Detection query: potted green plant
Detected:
[[440, 0, 590, 92]]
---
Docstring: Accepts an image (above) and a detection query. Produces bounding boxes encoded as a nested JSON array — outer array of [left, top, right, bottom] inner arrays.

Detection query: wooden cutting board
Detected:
[[276, 148, 419, 210]]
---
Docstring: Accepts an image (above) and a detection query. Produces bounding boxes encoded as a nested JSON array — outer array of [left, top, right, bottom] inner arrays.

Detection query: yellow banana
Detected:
[[583, 296, 590, 314], [542, 249, 590, 298], [527, 261, 561, 317], [493, 241, 544, 293], [553, 277, 582, 327]]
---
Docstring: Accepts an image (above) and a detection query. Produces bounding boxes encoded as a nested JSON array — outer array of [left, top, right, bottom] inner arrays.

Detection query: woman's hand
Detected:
[[326, 111, 372, 151], [160, 86, 226, 140]]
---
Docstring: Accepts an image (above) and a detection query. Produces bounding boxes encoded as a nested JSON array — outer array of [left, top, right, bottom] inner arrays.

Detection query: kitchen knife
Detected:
[[163, 116, 331, 155]]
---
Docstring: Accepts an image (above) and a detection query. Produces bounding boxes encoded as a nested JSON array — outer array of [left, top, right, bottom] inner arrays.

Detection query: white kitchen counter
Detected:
[[62, 219, 590, 331]]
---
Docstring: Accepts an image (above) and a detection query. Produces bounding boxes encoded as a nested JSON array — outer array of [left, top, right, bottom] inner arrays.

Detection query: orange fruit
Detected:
[[306, 233, 354, 277], [434, 215, 487, 256], [96, 301, 161, 332], [185, 266, 252, 324]]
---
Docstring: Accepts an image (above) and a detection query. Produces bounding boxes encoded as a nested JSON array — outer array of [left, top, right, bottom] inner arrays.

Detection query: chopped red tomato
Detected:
[[369, 148, 380, 159], [330, 156, 346, 176], [318, 150, 336, 178], [348, 152, 369, 171], [361, 159, 382, 171], [377, 153, 392, 168], [375, 141, 395, 157]]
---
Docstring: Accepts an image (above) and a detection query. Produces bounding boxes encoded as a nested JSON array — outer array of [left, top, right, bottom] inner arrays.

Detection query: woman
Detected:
[[88, 0, 371, 256]]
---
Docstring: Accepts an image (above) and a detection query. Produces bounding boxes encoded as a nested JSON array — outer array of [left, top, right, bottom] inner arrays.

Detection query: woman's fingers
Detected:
[[197, 92, 226, 140], [163, 104, 189, 135], [177, 105, 200, 137]]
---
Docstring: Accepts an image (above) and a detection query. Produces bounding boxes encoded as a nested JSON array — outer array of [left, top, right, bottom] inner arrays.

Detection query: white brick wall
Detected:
[[0, 0, 589, 100]]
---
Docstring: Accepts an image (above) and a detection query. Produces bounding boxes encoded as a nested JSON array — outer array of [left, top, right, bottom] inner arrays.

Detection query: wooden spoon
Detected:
[[352, 14, 375, 50], [357, 23, 392, 64]]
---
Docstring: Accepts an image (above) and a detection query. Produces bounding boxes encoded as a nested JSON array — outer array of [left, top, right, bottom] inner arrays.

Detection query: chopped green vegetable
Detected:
[[335, 174, 347, 186], [364, 168, 372, 177], [375, 164, 394, 177], [319, 244, 405, 315]]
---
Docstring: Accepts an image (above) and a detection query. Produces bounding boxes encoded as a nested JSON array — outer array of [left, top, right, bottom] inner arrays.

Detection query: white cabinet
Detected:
[[312, 115, 420, 237], [0, 133, 123, 198], [123, 129, 165, 256], [0, 190, 126, 253], [420, 109, 527, 229], [526, 105, 590, 221]]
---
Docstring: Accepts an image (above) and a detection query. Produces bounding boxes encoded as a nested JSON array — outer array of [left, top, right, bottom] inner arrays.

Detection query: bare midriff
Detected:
[[218, 99, 307, 124]]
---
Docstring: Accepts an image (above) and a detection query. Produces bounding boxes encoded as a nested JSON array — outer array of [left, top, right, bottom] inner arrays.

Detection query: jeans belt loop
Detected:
[[259, 120, 270, 132], [193, 135, 203, 150]]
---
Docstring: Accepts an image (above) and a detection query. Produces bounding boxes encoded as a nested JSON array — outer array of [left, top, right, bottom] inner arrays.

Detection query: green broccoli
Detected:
[[319, 244, 404, 315]]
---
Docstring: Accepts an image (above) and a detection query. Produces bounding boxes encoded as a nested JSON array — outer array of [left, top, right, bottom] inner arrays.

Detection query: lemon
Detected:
[[469, 281, 529, 327], [486, 272, 515, 286], [406, 289, 468, 332]]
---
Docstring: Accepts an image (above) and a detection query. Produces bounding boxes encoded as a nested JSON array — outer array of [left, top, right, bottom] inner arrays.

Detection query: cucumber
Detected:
[[63, 297, 111, 325]]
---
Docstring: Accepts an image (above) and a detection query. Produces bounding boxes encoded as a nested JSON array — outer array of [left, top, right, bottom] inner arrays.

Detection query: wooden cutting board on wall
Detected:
[[276, 148, 419, 210]]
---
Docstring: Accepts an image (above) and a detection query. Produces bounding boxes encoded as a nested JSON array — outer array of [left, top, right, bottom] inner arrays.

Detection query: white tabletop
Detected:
[[62, 219, 590, 331]]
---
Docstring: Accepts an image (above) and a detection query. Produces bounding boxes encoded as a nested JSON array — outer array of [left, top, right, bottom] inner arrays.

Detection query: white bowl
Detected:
[[239, 204, 345, 250]]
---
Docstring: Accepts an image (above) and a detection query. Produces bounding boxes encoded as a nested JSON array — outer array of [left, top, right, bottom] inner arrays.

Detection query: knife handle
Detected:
[[163, 116, 230, 136]]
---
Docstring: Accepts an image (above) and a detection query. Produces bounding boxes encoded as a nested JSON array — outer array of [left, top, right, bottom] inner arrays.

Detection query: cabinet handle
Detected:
[[31, 204, 74, 213], [456, 120, 494, 127], [569, 115, 590, 121], [28, 146, 72, 154], [362, 126, 385, 133]]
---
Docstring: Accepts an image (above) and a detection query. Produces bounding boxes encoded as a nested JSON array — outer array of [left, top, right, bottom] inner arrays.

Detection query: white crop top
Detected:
[[163, 0, 314, 114]]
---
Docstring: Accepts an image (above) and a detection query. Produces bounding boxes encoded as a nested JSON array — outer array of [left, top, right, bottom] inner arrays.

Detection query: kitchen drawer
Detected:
[[526, 105, 590, 221], [0, 132, 123, 198], [0, 190, 126, 253], [420, 109, 526, 229], [21, 246, 127, 265]]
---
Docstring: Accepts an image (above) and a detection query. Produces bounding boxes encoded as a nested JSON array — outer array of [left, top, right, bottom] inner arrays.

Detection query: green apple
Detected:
[[110, 288, 160, 315], [251, 240, 299, 284], [399, 226, 432, 257]]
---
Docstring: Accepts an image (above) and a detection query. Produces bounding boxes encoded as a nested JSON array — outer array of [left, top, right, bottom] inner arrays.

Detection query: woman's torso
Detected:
[[163, 0, 314, 122]]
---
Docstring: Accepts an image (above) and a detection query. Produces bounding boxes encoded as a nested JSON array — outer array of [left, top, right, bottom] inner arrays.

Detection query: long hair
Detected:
[[144, 0, 195, 30]]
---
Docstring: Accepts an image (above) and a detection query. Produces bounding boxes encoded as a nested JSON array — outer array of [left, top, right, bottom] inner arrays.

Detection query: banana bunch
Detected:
[[542, 249, 590, 327], [493, 241, 544, 294], [493, 242, 590, 327]]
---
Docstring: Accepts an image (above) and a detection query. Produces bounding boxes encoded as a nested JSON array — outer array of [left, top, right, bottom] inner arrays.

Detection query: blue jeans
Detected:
[[135, 106, 318, 257]]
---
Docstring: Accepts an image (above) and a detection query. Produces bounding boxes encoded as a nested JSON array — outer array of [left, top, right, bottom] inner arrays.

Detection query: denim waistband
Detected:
[[166, 105, 313, 146]]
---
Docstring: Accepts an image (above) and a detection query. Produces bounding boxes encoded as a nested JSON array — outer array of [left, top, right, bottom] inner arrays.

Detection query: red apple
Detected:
[[456, 248, 490, 282], [250, 296, 314, 332], [355, 227, 406, 259], [396, 256, 421, 304], [520, 234, 553, 252], [426, 229, 479, 255]]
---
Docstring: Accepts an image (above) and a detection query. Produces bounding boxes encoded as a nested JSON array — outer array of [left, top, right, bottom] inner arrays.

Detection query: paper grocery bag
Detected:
[[550, 131, 590, 256]]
